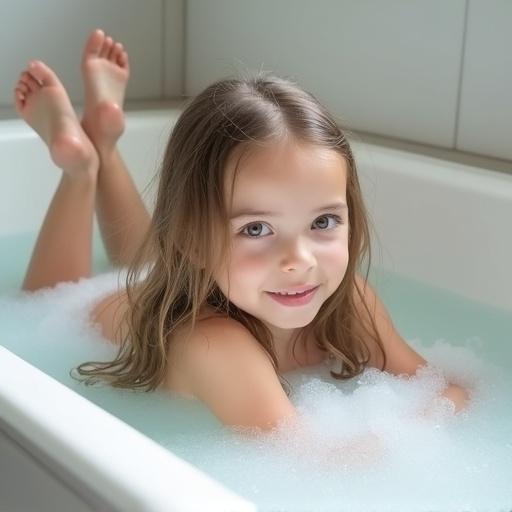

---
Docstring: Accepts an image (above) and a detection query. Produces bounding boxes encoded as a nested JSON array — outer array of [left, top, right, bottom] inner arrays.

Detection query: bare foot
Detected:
[[81, 29, 130, 154], [14, 60, 99, 179]]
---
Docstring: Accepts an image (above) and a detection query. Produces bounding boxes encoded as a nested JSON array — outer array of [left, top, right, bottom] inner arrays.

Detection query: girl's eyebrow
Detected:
[[230, 202, 348, 220]]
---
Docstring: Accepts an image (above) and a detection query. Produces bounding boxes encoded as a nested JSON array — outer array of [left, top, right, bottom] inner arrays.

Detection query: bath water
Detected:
[[1, 230, 511, 512]]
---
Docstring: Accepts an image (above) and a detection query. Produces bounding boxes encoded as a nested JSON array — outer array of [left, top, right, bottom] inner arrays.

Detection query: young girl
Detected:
[[14, 29, 470, 432]]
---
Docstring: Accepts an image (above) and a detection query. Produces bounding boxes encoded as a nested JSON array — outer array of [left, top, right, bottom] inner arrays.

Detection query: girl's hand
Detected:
[[416, 383, 471, 422]]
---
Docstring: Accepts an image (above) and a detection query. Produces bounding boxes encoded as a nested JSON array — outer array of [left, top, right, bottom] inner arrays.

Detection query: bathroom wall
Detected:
[[0, 0, 510, 163], [0, 0, 184, 106], [456, 1, 511, 161], [185, 0, 512, 163]]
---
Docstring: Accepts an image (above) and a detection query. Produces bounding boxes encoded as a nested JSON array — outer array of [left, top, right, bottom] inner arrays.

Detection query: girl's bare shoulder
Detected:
[[89, 293, 292, 425], [164, 305, 240, 398], [167, 305, 271, 378], [169, 308, 297, 429]]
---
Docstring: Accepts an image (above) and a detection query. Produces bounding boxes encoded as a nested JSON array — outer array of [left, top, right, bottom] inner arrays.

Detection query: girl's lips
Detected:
[[271, 284, 317, 294], [266, 286, 319, 307]]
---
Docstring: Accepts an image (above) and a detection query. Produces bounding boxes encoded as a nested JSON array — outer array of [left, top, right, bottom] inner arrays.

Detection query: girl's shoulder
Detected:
[[89, 292, 255, 399], [167, 307, 298, 428], [167, 305, 268, 378], [164, 305, 238, 398]]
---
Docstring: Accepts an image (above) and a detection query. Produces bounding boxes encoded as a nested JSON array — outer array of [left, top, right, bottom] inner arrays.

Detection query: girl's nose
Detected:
[[278, 238, 316, 272]]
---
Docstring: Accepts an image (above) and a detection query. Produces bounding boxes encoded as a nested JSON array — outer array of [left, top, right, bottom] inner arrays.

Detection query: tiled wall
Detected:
[[456, 1, 512, 161], [0, 0, 510, 162], [0, 0, 184, 105], [185, 0, 512, 162], [186, 0, 465, 149]]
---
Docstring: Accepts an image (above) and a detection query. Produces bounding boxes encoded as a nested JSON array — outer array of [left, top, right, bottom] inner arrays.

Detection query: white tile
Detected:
[[456, 1, 512, 161], [0, 0, 163, 107], [185, 0, 466, 147], [164, 0, 185, 97]]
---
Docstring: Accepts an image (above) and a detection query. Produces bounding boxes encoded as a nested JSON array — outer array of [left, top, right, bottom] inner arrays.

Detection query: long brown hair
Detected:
[[72, 72, 386, 392]]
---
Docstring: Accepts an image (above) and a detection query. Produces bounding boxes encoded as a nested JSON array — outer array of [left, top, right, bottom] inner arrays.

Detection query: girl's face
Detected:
[[214, 138, 349, 343]]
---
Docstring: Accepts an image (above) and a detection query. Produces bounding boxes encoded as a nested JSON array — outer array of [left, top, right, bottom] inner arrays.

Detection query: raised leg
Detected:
[[13, 60, 99, 291], [80, 29, 151, 267]]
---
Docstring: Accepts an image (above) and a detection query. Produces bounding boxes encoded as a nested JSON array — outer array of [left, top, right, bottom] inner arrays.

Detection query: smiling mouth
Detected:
[[265, 286, 320, 306], [270, 286, 318, 297], [269, 284, 319, 295]]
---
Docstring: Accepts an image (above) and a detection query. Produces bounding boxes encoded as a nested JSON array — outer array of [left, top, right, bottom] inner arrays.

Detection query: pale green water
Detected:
[[1, 230, 511, 512]]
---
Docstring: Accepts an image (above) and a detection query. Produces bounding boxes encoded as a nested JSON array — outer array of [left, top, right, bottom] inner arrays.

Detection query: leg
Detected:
[[23, 174, 97, 291], [94, 147, 152, 267], [14, 60, 99, 291], [80, 29, 151, 267]]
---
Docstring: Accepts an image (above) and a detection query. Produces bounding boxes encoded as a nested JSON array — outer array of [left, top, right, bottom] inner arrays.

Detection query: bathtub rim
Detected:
[[0, 345, 256, 512], [350, 138, 512, 314]]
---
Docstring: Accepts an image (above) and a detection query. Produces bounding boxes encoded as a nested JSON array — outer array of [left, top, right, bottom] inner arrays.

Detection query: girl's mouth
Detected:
[[266, 286, 319, 307]]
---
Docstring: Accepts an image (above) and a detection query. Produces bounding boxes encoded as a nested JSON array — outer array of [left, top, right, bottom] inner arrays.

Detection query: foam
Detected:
[[0, 271, 511, 511]]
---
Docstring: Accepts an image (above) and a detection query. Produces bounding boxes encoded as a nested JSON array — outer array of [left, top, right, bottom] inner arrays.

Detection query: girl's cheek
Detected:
[[231, 251, 268, 277], [321, 243, 349, 268], [231, 239, 269, 261]]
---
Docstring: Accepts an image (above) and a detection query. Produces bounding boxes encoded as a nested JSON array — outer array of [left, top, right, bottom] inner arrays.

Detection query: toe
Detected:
[[99, 36, 113, 58], [22, 72, 41, 93], [108, 42, 122, 62], [14, 89, 25, 111], [16, 81, 29, 95], [18, 74, 30, 91], [117, 51, 129, 69], [84, 28, 105, 57], [27, 60, 59, 87], [13, 81, 28, 109], [14, 85, 26, 100]]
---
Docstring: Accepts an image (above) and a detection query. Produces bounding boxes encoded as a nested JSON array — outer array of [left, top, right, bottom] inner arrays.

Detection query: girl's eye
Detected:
[[239, 214, 343, 238], [312, 214, 343, 231]]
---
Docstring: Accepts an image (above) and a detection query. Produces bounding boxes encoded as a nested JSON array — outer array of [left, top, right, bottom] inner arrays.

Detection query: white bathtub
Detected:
[[1, 104, 511, 511]]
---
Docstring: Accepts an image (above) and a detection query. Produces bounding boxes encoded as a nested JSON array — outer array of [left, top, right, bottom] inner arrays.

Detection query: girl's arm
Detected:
[[181, 318, 387, 467], [353, 274, 471, 413], [180, 317, 298, 431], [426, 383, 471, 415]]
